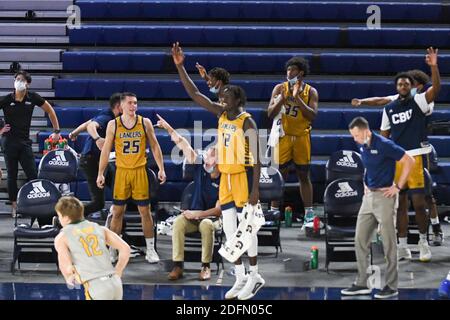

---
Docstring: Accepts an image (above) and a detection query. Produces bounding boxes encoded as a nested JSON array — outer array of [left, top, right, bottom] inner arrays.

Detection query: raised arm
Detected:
[[243, 117, 260, 206], [144, 117, 166, 184], [156, 114, 197, 164], [196, 62, 211, 84], [425, 47, 441, 104], [172, 42, 223, 116], [267, 83, 285, 119], [97, 120, 115, 189]]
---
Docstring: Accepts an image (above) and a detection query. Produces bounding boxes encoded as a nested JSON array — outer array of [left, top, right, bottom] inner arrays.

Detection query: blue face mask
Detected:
[[411, 88, 417, 96], [287, 76, 298, 86], [209, 86, 219, 94]]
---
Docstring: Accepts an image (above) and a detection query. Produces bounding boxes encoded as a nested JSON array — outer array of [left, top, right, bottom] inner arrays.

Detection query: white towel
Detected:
[[267, 105, 285, 148], [219, 203, 266, 263]]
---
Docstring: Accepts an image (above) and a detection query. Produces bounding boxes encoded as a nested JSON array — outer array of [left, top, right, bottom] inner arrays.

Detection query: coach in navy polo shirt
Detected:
[[341, 117, 414, 299]]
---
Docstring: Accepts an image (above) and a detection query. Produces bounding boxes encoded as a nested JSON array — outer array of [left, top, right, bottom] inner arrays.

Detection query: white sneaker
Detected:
[[225, 276, 248, 300], [418, 239, 432, 262], [110, 247, 118, 264], [397, 246, 412, 261], [237, 273, 265, 300], [145, 247, 160, 264], [11, 207, 17, 218]]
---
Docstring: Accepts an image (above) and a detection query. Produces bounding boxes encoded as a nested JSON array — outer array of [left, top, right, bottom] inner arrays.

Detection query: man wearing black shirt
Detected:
[[0, 71, 61, 217]]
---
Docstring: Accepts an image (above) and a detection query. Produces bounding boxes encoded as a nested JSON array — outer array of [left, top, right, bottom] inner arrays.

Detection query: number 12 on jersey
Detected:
[[79, 235, 103, 257]]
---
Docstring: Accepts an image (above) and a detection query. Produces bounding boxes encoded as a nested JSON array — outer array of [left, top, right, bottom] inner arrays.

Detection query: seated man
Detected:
[[156, 114, 221, 281]]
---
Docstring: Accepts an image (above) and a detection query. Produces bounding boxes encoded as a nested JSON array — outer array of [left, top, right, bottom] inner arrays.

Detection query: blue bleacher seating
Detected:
[[55, 78, 450, 102], [49, 107, 450, 132], [76, 1, 447, 23], [68, 26, 450, 48], [56, 0, 450, 206], [63, 51, 450, 74]]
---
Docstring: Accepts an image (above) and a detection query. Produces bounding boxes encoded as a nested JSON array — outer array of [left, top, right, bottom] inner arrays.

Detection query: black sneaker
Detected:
[[432, 224, 444, 246], [374, 286, 398, 299], [341, 284, 372, 296], [130, 245, 144, 258]]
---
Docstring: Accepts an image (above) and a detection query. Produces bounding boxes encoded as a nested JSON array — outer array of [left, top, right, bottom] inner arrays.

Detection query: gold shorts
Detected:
[[113, 166, 150, 205], [274, 134, 311, 168]]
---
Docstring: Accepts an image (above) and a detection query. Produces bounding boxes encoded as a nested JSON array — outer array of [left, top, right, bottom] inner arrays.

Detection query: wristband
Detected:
[[53, 129, 61, 134], [94, 136, 101, 141]]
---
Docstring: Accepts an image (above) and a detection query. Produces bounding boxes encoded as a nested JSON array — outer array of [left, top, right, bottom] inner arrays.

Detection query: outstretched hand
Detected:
[[195, 62, 207, 78], [155, 114, 171, 131], [172, 42, 185, 66], [425, 47, 438, 66], [351, 98, 362, 107]]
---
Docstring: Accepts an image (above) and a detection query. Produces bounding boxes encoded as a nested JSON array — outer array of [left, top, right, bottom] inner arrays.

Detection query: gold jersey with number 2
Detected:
[[114, 115, 147, 169], [217, 111, 254, 174], [281, 81, 312, 136]]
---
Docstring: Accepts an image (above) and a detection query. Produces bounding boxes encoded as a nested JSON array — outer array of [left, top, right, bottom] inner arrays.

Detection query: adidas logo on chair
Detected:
[[336, 151, 358, 168], [48, 151, 69, 166], [335, 182, 358, 198], [27, 181, 50, 199]]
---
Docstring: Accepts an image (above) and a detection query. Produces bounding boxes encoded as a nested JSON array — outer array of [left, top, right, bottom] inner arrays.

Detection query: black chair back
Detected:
[[38, 149, 79, 183], [17, 179, 61, 219], [259, 166, 284, 202], [326, 150, 364, 184], [324, 178, 364, 217]]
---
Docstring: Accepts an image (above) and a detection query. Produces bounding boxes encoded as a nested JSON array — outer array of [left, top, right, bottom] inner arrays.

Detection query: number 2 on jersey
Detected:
[[79, 235, 103, 257], [223, 133, 231, 147]]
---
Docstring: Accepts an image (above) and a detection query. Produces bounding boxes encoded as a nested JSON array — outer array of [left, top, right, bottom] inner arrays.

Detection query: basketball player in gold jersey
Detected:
[[97, 92, 166, 264], [172, 42, 264, 300], [267, 57, 319, 225]]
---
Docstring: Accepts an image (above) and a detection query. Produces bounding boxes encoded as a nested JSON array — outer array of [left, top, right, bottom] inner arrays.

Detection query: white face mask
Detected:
[[14, 80, 27, 92], [209, 85, 219, 94], [363, 131, 370, 146], [204, 164, 215, 174], [410, 88, 417, 96], [287, 76, 298, 86]]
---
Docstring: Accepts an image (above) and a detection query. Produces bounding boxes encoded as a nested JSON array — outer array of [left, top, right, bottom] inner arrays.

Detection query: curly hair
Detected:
[[222, 85, 246, 107], [285, 56, 310, 77], [208, 67, 230, 85], [407, 69, 430, 86], [394, 72, 414, 85]]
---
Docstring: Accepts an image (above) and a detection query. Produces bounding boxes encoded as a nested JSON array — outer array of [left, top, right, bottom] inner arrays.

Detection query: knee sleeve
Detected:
[[222, 208, 238, 240], [247, 232, 258, 257]]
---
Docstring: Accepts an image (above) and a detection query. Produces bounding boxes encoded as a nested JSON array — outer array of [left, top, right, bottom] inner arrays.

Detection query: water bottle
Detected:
[[284, 206, 292, 227], [310, 246, 319, 269], [313, 216, 321, 234]]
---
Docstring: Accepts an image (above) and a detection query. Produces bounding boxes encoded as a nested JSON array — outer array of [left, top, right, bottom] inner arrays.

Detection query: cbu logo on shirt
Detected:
[[391, 109, 412, 124]]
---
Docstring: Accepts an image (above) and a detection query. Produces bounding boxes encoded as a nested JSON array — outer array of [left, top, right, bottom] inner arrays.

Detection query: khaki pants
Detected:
[[85, 274, 123, 300], [172, 214, 221, 263], [355, 191, 398, 290]]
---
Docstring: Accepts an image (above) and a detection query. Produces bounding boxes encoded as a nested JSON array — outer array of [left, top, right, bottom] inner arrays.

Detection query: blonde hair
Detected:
[[55, 196, 84, 222]]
